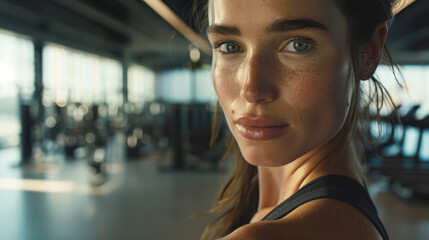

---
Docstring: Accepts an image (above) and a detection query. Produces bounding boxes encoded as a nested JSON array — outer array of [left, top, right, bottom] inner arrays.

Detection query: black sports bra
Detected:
[[261, 175, 389, 240]]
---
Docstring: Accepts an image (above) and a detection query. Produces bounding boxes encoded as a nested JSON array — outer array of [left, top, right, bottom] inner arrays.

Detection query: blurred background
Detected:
[[0, 0, 428, 239]]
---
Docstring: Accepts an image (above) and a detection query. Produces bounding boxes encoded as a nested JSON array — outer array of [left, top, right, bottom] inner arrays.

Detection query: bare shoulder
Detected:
[[220, 199, 383, 240]]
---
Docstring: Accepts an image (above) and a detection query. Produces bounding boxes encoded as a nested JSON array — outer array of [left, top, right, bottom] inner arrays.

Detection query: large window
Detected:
[[0, 29, 34, 148], [127, 64, 155, 103], [156, 67, 216, 103], [43, 43, 123, 106], [376, 65, 429, 116], [374, 65, 429, 160], [194, 67, 216, 103]]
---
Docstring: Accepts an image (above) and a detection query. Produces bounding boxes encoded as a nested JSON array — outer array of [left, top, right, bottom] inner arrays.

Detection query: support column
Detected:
[[34, 40, 44, 123], [21, 40, 44, 164], [122, 55, 131, 104]]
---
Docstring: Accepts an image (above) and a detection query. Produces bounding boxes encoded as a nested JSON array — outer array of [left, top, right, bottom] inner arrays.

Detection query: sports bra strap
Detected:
[[261, 175, 389, 240]]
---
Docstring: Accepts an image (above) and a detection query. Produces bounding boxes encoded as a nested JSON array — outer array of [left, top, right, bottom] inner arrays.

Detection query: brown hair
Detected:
[[192, 0, 403, 239]]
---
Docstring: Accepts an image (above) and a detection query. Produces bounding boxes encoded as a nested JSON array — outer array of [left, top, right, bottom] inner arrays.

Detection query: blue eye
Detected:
[[218, 42, 242, 54], [285, 37, 314, 53]]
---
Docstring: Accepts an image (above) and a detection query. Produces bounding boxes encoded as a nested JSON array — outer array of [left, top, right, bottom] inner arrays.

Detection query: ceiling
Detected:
[[0, 0, 428, 71]]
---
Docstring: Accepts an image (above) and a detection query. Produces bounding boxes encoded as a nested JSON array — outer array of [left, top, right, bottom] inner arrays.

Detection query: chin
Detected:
[[235, 133, 328, 168], [245, 159, 287, 167], [237, 141, 299, 167]]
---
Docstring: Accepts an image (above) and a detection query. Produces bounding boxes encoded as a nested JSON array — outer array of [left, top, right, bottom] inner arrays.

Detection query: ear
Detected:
[[359, 23, 388, 80]]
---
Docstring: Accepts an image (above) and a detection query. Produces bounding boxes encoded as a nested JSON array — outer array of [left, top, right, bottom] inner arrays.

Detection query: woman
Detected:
[[195, 0, 413, 239]]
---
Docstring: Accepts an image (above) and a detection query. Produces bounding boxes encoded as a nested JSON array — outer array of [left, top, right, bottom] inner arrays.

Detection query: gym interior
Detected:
[[0, 0, 429, 239]]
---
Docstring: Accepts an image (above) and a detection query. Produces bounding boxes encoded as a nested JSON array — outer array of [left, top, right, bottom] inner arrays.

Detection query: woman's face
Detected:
[[208, 0, 354, 167]]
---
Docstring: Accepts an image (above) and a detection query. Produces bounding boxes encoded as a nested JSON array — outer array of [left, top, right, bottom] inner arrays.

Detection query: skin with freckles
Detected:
[[207, 0, 387, 239], [209, 0, 353, 168]]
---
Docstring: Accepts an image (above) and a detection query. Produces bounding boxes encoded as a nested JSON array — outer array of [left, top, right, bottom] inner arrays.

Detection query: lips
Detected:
[[234, 116, 289, 141]]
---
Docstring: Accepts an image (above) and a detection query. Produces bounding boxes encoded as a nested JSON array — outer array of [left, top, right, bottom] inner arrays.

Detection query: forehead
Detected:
[[208, 0, 346, 33]]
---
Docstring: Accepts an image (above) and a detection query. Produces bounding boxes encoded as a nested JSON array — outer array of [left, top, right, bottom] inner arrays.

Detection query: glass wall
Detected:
[[376, 65, 429, 117], [156, 67, 216, 103], [127, 64, 155, 103], [0, 29, 34, 148], [374, 65, 429, 159], [43, 43, 123, 106], [194, 68, 216, 103], [156, 69, 192, 103]]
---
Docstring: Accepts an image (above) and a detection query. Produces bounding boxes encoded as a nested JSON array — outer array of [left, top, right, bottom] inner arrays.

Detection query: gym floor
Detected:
[[0, 136, 428, 240]]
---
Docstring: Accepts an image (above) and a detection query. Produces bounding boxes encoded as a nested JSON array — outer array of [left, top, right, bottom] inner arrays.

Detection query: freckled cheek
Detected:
[[212, 65, 240, 109], [280, 71, 328, 109], [283, 68, 346, 128]]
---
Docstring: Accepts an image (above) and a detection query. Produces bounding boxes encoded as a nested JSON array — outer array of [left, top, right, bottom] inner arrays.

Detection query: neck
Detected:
[[254, 143, 363, 220]]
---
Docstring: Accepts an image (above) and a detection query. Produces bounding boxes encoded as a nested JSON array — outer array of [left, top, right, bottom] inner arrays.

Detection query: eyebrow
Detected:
[[206, 18, 330, 36]]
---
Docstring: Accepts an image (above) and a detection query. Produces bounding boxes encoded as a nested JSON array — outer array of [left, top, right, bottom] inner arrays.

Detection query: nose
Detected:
[[240, 54, 278, 104]]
